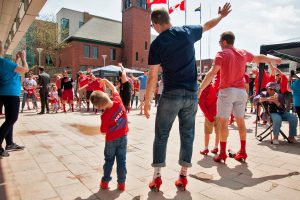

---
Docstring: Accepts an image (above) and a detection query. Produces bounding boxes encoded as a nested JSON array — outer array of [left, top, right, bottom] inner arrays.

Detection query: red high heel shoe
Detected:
[[234, 151, 247, 162], [213, 153, 227, 163], [175, 175, 188, 191], [200, 149, 209, 155], [118, 183, 125, 191], [149, 177, 162, 191], [100, 181, 109, 189], [210, 148, 218, 154]]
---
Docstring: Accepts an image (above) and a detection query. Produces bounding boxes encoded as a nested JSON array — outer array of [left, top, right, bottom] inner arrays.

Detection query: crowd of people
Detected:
[[0, 2, 300, 193]]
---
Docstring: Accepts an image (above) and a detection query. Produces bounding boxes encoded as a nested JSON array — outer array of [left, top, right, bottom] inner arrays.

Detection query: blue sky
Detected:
[[39, 0, 300, 60]]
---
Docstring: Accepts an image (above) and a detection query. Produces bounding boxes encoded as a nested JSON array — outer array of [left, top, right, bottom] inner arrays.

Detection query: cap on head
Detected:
[[266, 82, 279, 90]]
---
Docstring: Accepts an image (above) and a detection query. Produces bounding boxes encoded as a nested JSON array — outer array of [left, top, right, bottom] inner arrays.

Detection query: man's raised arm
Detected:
[[203, 2, 231, 32]]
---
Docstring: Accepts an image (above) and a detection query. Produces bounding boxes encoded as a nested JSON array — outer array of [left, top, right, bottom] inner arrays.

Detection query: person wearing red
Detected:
[[90, 78, 128, 191], [269, 63, 292, 112], [200, 31, 281, 163], [85, 74, 94, 111], [77, 71, 88, 111], [131, 79, 140, 109], [61, 70, 74, 112], [199, 78, 219, 155], [90, 74, 105, 113], [55, 75, 62, 109]]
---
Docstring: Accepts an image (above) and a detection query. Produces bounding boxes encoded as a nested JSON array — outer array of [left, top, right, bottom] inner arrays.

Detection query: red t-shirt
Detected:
[[269, 74, 288, 93], [134, 81, 140, 91], [100, 92, 129, 142], [199, 84, 217, 122], [214, 47, 254, 89], [56, 78, 61, 89], [78, 76, 89, 88], [86, 77, 93, 91], [91, 79, 104, 92], [254, 71, 270, 93], [244, 73, 250, 84]]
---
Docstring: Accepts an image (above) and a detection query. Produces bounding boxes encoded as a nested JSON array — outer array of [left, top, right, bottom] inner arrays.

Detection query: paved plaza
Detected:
[[0, 105, 300, 200]]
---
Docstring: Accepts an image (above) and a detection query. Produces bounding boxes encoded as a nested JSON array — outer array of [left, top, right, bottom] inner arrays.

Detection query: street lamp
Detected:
[[102, 55, 107, 67], [36, 48, 43, 66]]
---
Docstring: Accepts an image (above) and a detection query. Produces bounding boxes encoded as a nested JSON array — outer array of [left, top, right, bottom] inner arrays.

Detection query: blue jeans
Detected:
[[21, 92, 37, 110], [270, 112, 298, 137], [102, 135, 127, 183], [152, 89, 198, 168]]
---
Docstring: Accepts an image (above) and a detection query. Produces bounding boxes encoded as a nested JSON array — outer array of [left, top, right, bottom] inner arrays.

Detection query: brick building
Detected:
[[57, 0, 151, 78]]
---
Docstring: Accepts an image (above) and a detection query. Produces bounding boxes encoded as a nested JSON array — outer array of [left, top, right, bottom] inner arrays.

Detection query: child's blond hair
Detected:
[[90, 91, 110, 108]]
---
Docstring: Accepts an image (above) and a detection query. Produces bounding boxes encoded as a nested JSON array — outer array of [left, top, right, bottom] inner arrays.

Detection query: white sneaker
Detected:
[[272, 139, 279, 145]]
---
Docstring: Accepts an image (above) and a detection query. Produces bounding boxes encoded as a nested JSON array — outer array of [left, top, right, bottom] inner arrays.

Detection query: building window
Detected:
[[80, 66, 87, 71], [92, 46, 98, 59], [110, 48, 116, 60], [61, 18, 69, 41], [84, 45, 90, 58], [124, 0, 131, 9], [136, 52, 139, 61], [79, 21, 84, 28], [145, 41, 148, 50], [137, 0, 147, 9]]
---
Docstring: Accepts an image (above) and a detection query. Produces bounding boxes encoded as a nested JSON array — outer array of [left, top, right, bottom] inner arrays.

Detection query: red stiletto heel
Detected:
[[200, 149, 209, 155], [210, 148, 218, 154], [175, 175, 188, 191], [149, 177, 162, 191], [213, 153, 227, 163], [234, 151, 247, 162]]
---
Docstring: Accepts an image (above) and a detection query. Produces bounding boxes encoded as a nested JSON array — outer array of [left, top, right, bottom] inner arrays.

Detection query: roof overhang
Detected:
[[0, 0, 47, 55]]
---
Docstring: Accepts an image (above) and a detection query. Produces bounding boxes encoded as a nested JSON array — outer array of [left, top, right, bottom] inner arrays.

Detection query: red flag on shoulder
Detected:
[[147, 0, 167, 6]]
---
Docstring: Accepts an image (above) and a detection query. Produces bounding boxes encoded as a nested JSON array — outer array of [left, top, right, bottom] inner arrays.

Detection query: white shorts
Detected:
[[217, 88, 248, 118], [139, 90, 146, 101]]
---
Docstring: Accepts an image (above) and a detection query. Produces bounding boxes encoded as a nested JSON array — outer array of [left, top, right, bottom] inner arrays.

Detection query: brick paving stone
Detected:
[[18, 181, 57, 200], [38, 161, 68, 173], [46, 170, 80, 187], [54, 183, 96, 200]]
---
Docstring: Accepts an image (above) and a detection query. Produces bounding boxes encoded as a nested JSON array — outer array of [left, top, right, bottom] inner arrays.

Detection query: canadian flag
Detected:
[[147, 0, 167, 6], [169, 1, 185, 14]]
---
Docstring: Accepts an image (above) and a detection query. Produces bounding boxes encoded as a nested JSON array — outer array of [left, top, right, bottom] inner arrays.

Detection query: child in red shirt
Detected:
[[90, 78, 128, 191], [199, 81, 219, 155]]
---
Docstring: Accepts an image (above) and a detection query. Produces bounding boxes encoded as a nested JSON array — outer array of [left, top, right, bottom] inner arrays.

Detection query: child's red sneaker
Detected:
[[100, 181, 109, 189], [118, 183, 125, 191]]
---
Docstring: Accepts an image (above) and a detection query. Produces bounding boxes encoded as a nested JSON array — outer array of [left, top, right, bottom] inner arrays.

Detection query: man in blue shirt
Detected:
[[145, 3, 232, 191], [132, 70, 148, 114], [0, 42, 28, 157]]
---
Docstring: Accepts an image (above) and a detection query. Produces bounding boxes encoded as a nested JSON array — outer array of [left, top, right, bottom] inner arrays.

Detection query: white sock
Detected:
[[213, 146, 218, 149], [180, 166, 188, 177], [153, 167, 161, 179], [204, 146, 208, 150]]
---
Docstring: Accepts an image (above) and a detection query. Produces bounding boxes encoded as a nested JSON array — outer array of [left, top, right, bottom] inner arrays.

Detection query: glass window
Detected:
[[92, 46, 98, 59], [124, 0, 131, 9], [136, 52, 139, 61], [84, 45, 90, 58], [61, 18, 69, 41], [79, 21, 84, 28], [110, 48, 116, 60], [145, 41, 148, 50], [137, 0, 147, 9]]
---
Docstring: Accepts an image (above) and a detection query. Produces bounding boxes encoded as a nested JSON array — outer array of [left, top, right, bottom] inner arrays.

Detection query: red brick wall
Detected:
[[58, 41, 122, 78], [122, 0, 150, 70]]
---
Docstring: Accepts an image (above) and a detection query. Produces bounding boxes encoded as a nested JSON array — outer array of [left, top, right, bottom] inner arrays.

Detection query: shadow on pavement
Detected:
[[74, 189, 121, 200], [195, 157, 299, 190], [257, 140, 300, 155]]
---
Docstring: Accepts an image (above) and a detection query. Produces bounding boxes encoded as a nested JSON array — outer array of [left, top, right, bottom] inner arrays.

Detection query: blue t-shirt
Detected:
[[0, 57, 21, 96], [291, 80, 300, 107], [148, 25, 203, 92], [138, 75, 147, 90]]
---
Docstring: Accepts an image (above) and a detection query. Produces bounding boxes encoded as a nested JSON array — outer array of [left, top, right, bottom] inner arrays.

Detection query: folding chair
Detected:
[[255, 102, 291, 144]]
